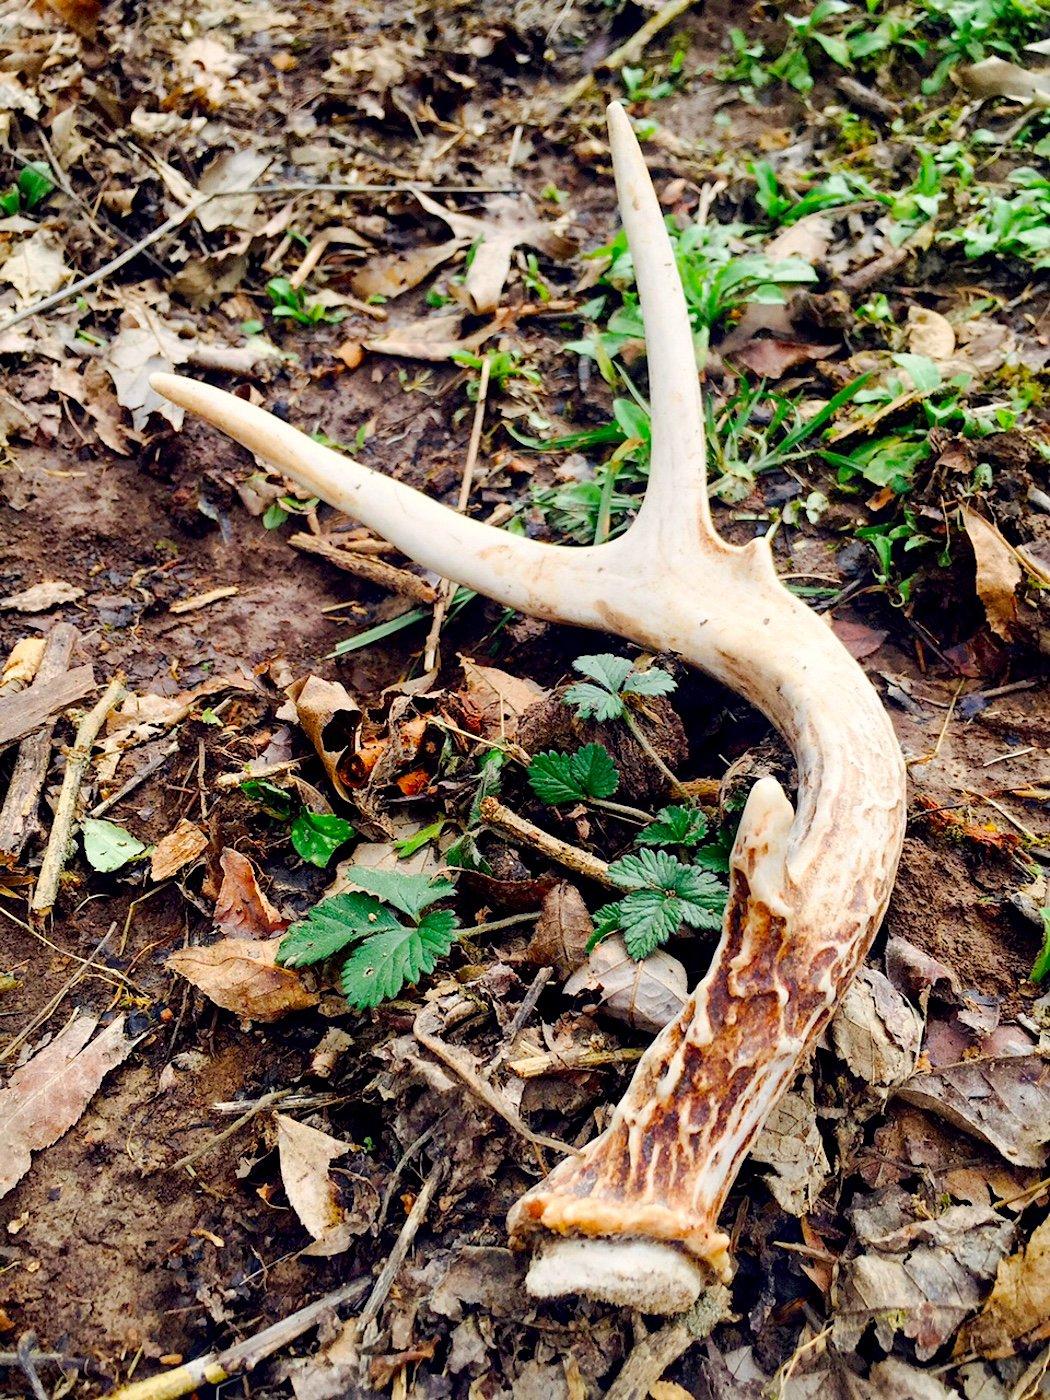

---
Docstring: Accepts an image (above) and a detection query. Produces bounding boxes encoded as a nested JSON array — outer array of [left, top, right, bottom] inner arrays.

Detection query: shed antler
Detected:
[[151, 103, 906, 1314]]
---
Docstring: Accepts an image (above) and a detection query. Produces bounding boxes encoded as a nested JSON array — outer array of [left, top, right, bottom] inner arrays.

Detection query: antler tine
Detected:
[[605, 102, 716, 551], [149, 372, 616, 628]]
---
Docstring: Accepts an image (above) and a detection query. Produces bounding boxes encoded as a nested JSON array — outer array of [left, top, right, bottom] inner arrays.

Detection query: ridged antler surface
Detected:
[[151, 103, 907, 1314]]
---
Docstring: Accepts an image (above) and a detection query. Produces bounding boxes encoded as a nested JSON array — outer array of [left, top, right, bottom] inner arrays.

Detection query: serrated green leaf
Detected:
[[291, 811, 355, 868], [638, 805, 709, 847], [341, 867, 455, 920], [607, 848, 682, 892], [622, 666, 676, 698], [572, 653, 635, 692], [81, 818, 148, 873], [617, 890, 684, 959], [674, 867, 728, 930], [340, 909, 461, 1008], [588, 901, 625, 951], [562, 681, 624, 721], [528, 744, 620, 805], [278, 893, 401, 967], [569, 743, 620, 799]]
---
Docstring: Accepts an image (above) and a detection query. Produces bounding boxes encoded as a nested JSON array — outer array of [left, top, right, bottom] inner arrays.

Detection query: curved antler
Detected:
[[151, 102, 906, 1314]]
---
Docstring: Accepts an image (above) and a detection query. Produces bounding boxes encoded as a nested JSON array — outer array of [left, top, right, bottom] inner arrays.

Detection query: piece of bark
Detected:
[[288, 532, 437, 604], [0, 662, 94, 750], [0, 624, 79, 863]]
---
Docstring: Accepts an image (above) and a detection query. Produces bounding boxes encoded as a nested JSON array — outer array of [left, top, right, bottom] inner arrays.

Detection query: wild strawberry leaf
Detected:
[[340, 909, 461, 1009], [621, 667, 676, 698], [528, 744, 620, 805], [617, 889, 689, 959], [638, 805, 709, 847], [341, 867, 456, 920], [278, 893, 402, 967]]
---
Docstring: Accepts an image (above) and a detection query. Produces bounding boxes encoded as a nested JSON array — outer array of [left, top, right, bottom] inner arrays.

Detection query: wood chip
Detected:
[[169, 585, 239, 614], [0, 663, 95, 749]]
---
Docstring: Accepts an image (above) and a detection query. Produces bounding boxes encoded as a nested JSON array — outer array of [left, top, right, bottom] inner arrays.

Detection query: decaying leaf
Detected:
[[898, 1016, 1050, 1168], [750, 1076, 831, 1215], [196, 148, 272, 233], [350, 239, 466, 301], [0, 1014, 132, 1198], [0, 580, 83, 613], [525, 883, 593, 978], [830, 618, 888, 660], [364, 310, 508, 362], [962, 507, 1024, 641], [834, 1188, 1016, 1360], [288, 674, 363, 802], [957, 57, 1050, 106], [214, 849, 287, 938], [458, 658, 546, 740], [167, 936, 317, 1022], [0, 230, 69, 301], [102, 319, 190, 431], [730, 337, 837, 379], [414, 192, 574, 313], [907, 307, 956, 361], [0, 637, 44, 688], [151, 819, 208, 882], [831, 966, 923, 1089], [564, 933, 687, 1033], [957, 1213, 1050, 1358], [765, 213, 833, 265], [276, 1112, 355, 1256]]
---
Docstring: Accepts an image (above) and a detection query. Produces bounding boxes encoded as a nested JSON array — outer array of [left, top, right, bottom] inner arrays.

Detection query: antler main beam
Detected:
[[152, 103, 906, 1314]]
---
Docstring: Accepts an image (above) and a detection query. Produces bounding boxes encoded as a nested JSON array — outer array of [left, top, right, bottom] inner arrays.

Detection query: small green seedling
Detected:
[[563, 654, 676, 723], [528, 744, 620, 805], [1030, 907, 1050, 984], [265, 277, 345, 327], [0, 163, 54, 217]]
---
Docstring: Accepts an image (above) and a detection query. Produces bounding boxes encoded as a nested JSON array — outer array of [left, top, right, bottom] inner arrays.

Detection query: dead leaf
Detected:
[[196, 148, 272, 233], [0, 230, 69, 302], [151, 819, 208, 882], [751, 1076, 831, 1214], [102, 320, 190, 431], [0, 1015, 132, 1198], [730, 337, 837, 379], [957, 56, 1050, 106], [458, 658, 546, 740], [908, 307, 956, 361], [288, 674, 363, 801], [525, 883, 592, 978], [898, 1016, 1050, 1168], [214, 849, 288, 938], [830, 618, 888, 660], [1, 637, 44, 689], [564, 934, 687, 1034], [0, 580, 83, 613], [962, 507, 1024, 641], [957, 1213, 1050, 1358], [167, 937, 316, 1022], [350, 239, 466, 301], [275, 1113, 354, 1256], [45, 0, 102, 37], [834, 1188, 1016, 1360], [831, 966, 923, 1089], [364, 309, 508, 362], [415, 192, 574, 313], [765, 213, 833, 265]]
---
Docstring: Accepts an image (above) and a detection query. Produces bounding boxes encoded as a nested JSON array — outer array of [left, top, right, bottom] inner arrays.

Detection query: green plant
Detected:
[[0, 162, 53, 216], [1030, 906, 1050, 983], [767, 0, 853, 93], [718, 27, 771, 91], [528, 744, 620, 805], [278, 868, 459, 1009], [945, 168, 1050, 268], [592, 849, 726, 958], [452, 347, 542, 396], [919, 0, 1050, 91], [855, 510, 940, 603], [637, 805, 733, 871], [621, 48, 686, 102], [290, 812, 355, 868], [265, 277, 344, 327], [563, 654, 676, 722], [751, 162, 876, 227]]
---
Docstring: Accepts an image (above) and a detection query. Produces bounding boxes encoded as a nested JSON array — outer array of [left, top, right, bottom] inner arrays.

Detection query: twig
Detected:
[[358, 1159, 446, 1332], [15, 1333, 49, 1400], [214, 758, 303, 789], [479, 796, 615, 887], [555, 0, 700, 113], [0, 665, 95, 750], [604, 1286, 732, 1400], [288, 532, 437, 604], [0, 623, 78, 862], [31, 676, 126, 916], [424, 355, 491, 672], [484, 967, 552, 1080], [165, 1089, 291, 1175], [90, 740, 180, 818], [106, 1277, 371, 1400], [834, 75, 901, 119]]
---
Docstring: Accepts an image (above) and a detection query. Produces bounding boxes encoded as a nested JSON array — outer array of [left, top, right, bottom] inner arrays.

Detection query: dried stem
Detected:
[[479, 796, 615, 887], [288, 531, 437, 604]]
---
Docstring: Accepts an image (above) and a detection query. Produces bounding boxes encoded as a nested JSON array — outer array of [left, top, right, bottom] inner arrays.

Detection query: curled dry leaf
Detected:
[[0, 580, 83, 613], [830, 966, 923, 1089], [0, 637, 45, 689], [275, 1112, 356, 1256], [956, 1213, 1050, 1358], [0, 230, 69, 301], [564, 933, 688, 1034], [907, 307, 956, 361], [730, 337, 838, 380], [151, 819, 208, 883], [350, 239, 466, 301], [0, 1014, 131, 1198], [525, 882, 593, 978], [364, 309, 509, 362], [214, 849, 288, 938], [288, 674, 363, 801], [458, 658, 547, 740], [750, 1076, 831, 1215], [167, 937, 317, 1022], [765, 213, 833, 266], [962, 507, 1024, 642]]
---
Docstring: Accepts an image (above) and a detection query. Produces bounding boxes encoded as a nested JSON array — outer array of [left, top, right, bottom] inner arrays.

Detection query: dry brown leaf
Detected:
[[525, 883, 593, 978], [0, 231, 69, 302], [350, 239, 465, 301], [45, 0, 102, 37], [907, 306, 956, 361], [0, 580, 83, 613], [564, 934, 687, 1034], [962, 506, 1024, 641], [151, 819, 208, 883], [731, 337, 837, 379], [751, 1077, 830, 1214], [458, 658, 546, 740], [102, 320, 190, 431], [831, 966, 922, 1089], [196, 148, 272, 233], [167, 937, 316, 1022], [765, 213, 833, 265], [1, 637, 45, 689], [364, 310, 508, 362], [275, 1112, 354, 1256], [214, 849, 288, 938], [830, 618, 888, 660], [957, 56, 1050, 105], [288, 674, 363, 801], [957, 1213, 1050, 1358], [414, 192, 574, 313], [0, 1014, 132, 1198]]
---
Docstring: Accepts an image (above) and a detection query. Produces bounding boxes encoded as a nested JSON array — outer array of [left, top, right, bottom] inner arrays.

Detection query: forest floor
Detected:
[[0, 0, 1048, 1396]]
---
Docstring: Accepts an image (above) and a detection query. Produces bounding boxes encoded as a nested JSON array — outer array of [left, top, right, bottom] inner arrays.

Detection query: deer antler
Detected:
[[151, 103, 906, 1314]]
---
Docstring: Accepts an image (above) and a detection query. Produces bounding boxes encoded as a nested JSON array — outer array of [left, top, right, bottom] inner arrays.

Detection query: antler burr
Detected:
[[151, 103, 906, 1314]]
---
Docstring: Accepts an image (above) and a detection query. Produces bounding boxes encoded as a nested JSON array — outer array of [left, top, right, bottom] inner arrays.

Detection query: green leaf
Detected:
[[341, 867, 456, 921], [892, 352, 942, 394], [17, 163, 53, 210], [262, 502, 288, 530], [572, 653, 635, 693], [562, 681, 624, 722], [528, 744, 620, 805], [393, 820, 446, 859], [340, 909, 461, 1009], [607, 847, 683, 892], [606, 848, 727, 952], [617, 889, 687, 959], [278, 893, 402, 967], [622, 666, 676, 698], [240, 779, 295, 820], [638, 805, 709, 847], [1031, 908, 1050, 984], [291, 811, 355, 868], [81, 818, 148, 873]]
